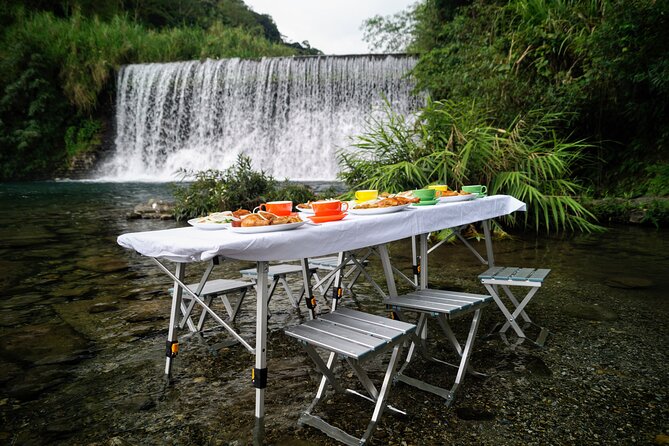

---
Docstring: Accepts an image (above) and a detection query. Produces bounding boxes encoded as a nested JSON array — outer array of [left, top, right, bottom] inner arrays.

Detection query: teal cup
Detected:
[[413, 188, 436, 202], [461, 185, 487, 195]]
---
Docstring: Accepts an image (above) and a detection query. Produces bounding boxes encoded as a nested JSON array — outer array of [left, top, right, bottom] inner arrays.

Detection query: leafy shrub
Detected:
[[338, 99, 602, 233], [64, 118, 102, 158], [270, 183, 317, 205], [173, 155, 278, 220]]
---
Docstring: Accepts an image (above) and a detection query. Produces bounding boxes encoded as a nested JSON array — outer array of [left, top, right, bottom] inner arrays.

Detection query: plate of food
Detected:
[[296, 201, 315, 214], [438, 192, 476, 203], [228, 212, 306, 233], [188, 211, 235, 230]]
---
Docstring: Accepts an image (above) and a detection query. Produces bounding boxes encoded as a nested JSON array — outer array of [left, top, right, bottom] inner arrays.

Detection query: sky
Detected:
[[244, 0, 416, 55]]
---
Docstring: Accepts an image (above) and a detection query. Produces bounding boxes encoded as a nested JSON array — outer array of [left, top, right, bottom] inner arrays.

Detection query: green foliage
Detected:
[[270, 183, 317, 205], [172, 156, 334, 220], [0, 8, 296, 179], [338, 99, 602, 233], [378, 0, 669, 196], [173, 155, 278, 220], [64, 118, 101, 158]]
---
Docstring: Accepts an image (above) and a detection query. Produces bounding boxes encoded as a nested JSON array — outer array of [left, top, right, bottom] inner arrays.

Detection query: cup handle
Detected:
[[481, 186, 487, 194], [341, 202, 349, 212], [253, 205, 266, 213], [354, 191, 360, 200]]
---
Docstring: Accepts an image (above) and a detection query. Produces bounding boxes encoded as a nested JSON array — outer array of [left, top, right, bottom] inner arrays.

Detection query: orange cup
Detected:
[[256, 201, 293, 216], [311, 200, 349, 216]]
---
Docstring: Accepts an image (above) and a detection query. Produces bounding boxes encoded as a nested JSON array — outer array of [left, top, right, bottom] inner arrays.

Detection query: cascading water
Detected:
[[100, 55, 420, 181]]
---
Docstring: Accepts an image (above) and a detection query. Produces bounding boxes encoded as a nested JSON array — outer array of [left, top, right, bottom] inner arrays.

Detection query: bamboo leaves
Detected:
[[339, 99, 603, 233]]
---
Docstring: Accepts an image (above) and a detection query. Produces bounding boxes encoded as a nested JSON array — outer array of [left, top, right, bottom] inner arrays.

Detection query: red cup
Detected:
[[311, 200, 348, 216], [255, 201, 293, 216]]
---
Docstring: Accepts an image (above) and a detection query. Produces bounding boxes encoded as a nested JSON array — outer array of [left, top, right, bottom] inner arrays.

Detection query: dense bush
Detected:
[[172, 155, 323, 220], [338, 99, 601, 233], [364, 0, 669, 197]]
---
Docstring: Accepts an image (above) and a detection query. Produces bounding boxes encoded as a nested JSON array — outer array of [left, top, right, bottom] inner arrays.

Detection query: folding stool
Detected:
[[479, 266, 551, 346], [178, 279, 255, 331], [385, 289, 492, 405], [309, 255, 369, 297], [239, 263, 318, 308], [285, 307, 415, 446]]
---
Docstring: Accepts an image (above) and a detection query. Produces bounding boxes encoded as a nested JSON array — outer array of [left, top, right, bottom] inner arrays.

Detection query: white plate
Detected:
[[228, 221, 306, 234], [348, 204, 411, 215], [188, 218, 231, 230], [438, 194, 477, 203], [296, 206, 314, 214]]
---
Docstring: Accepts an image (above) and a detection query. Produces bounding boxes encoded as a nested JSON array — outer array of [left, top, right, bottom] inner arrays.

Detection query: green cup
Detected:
[[461, 185, 487, 196], [413, 188, 436, 202]]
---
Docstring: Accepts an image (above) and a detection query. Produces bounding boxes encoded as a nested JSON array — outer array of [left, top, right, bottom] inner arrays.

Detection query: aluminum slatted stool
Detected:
[[309, 255, 369, 297], [479, 266, 551, 347], [240, 263, 318, 308], [384, 289, 492, 405], [285, 308, 416, 446], [176, 278, 256, 333]]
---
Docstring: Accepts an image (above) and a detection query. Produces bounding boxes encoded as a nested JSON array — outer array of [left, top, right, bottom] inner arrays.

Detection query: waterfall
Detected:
[[100, 55, 420, 181]]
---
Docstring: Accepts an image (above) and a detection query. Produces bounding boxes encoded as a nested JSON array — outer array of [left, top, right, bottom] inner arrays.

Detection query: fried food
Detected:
[[240, 213, 271, 227], [270, 215, 302, 225], [232, 209, 251, 219], [354, 193, 419, 209]]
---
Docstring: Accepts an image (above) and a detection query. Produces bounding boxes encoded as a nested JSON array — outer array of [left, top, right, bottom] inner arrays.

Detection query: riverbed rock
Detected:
[[128, 199, 175, 220], [563, 303, 618, 321], [88, 302, 120, 314], [76, 257, 128, 273], [603, 276, 653, 289], [2, 322, 91, 366]]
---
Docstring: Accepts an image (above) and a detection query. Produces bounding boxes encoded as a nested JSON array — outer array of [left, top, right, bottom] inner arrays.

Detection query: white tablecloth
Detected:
[[117, 195, 526, 263]]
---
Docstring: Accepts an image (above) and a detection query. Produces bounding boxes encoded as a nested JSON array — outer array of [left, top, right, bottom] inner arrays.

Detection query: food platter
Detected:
[[348, 204, 411, 215], [438, 194, 477, 203], [188, 218, 231, 230], [228, 221, 306, 234]]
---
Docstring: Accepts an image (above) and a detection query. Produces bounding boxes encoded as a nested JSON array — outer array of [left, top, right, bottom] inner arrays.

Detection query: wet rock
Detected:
[[526, 356, 552, 377], [89, 302, 120, 314], [6, 366, 72, 400], [456, 407, 495, 421], [563, 303, 618, 321], [603, 276, 653, 289], [2, 322, 91, 365], [51, 284, 91, 300], [128, 199, 175, 220], [0, 361, 23, 384], [76, 257, 128, 273], [655, 434, 669, 445], [119, 395, 156, 412], [126, 309, 167, 323]]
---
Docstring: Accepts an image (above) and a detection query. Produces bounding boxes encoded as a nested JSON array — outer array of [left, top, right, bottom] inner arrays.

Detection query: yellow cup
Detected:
[[355, 189, 378, 203], [428, 184, 449, 197]]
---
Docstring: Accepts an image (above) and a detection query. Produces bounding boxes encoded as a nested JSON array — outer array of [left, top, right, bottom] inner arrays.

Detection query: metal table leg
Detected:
[[165, 262, 185, 380], [253, 261, 269, 445]]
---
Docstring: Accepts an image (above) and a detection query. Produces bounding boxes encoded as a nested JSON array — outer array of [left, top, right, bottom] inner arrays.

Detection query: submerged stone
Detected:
[[2, 322, 91, 365], [604, 276, 653, 289], [563, 303, 618, 321]]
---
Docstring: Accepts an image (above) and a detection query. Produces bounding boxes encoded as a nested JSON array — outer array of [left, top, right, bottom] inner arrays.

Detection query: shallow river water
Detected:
[[0, 182, 667, 445]]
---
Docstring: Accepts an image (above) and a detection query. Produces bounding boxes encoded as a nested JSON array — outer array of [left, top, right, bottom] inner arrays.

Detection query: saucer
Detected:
[[412, 199, 439, 206], [308, 213, 347, 223]]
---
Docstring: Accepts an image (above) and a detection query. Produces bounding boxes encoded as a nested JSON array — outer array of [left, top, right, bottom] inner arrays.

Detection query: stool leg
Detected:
[[484, 283, 526, 339], [501, 285, 533, 324], [499, 287, 539, 334], [361, 342, 404, 444]]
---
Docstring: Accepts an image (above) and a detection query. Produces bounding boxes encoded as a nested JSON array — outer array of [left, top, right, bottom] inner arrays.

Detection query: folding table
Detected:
[[117, 195, 526, 444]]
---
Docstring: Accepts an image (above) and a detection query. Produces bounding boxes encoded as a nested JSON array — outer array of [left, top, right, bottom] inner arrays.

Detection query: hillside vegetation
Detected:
[[0, 1, 317, 180]]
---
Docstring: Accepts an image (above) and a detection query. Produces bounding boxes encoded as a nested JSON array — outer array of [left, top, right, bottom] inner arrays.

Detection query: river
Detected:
[[0, 182, 667, 445]]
